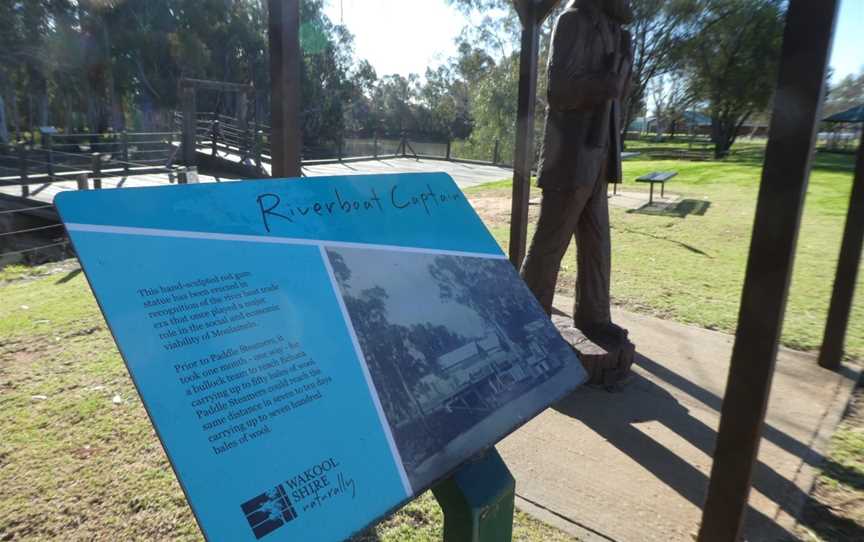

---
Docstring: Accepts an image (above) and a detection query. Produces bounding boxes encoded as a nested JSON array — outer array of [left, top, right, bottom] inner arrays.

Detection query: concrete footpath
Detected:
[[498, 303, 860, 541]]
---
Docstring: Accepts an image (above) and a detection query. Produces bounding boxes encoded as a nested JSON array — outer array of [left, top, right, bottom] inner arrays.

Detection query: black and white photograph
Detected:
[[326, 246, 586, 490]]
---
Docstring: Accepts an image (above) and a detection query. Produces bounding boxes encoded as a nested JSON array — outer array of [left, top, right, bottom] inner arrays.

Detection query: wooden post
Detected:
[[509, 2, 540, 268], [76, 173, 89, 190], [493, 139, 500, 165], [211, 120, 218, 156], [819, 136, 864, 369], [19, 144, 29, 198], [446, 137, 452, 160], [181, 85, 197, 167], [373, 131, 379, 159], [121, 130, 130, 174], [91, 153, 103, 189], [44, 132, 54, 179], [698, 1, 839, 540], [268, 0, 302, 178]]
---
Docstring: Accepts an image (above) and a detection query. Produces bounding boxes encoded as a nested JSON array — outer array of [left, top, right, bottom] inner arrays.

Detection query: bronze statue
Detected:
[[521, 0, 633, 336]]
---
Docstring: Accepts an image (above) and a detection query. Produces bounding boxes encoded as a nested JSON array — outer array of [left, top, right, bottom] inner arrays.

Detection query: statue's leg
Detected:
[[521, 187, 591, 314], [574, 173, 612, 329]]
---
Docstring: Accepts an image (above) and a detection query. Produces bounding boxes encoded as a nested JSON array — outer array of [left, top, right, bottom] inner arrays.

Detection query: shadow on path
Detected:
[[553, 354, 863, 540]]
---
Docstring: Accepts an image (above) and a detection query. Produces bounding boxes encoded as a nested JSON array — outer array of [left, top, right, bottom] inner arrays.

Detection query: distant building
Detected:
[[412, 320, 562, 420]]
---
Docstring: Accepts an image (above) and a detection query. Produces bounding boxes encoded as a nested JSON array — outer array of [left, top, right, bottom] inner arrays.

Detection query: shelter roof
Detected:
[[824, 104, 864, 123]]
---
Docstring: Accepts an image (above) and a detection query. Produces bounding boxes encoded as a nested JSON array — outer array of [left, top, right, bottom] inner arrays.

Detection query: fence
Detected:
[[178, 110, 514, 169], [0, 130, 184, 198], [0, 202, 71, 266]]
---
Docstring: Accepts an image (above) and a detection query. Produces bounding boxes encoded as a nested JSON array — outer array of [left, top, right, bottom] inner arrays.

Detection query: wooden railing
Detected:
[[0, 130, 185, 197]]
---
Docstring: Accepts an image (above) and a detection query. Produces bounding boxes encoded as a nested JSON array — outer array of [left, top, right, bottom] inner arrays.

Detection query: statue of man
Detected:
[[521, 0, 633, 334]]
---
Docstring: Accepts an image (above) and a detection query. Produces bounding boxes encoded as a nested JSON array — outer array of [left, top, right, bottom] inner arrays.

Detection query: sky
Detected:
[[328, 247, 488, 340], [323, 0, 864, 84]]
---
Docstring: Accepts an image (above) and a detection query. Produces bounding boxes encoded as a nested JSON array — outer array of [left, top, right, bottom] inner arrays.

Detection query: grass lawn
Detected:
[[0, 263, 576, 541], [1, 142, 860, 540], [463, 143, 864, 540], [464, 145, 862, 358]]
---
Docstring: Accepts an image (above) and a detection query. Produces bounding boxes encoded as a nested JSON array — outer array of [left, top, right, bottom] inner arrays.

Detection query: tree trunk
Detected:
[[711, 117, 733, 158]]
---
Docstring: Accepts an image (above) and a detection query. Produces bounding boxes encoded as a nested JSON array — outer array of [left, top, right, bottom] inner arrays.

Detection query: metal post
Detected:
[[493, 139, 500, 165], [509, 3, 540, 268], [181, 85, 197, 167], [432, 448, 515, 542], [373, 131, 379, 159], [698, 1, 839, 540], [446, 137, 452, 160], [268, 0, 302, 178], [819, 137, 864, 369]]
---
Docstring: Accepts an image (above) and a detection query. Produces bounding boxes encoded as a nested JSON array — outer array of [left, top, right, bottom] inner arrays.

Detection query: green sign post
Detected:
[[434, 449, 515, 542]]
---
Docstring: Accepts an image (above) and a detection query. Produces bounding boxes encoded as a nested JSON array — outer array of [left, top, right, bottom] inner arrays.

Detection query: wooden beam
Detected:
[[509, 2, 540, 268], [697, 1, 840, 540], [180, 85, 197, 167], [536, 0, 562, 23], [512, 0, 530, 28], [179, 78, 254, 93], [268, 0, 302, 178], [819, 136, 864, 369]]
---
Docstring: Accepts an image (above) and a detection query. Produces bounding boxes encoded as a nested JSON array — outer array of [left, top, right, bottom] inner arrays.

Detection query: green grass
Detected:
[[465, 148, 862, 359], [0, 269, 576, 541], [797, 381, 864, 541], [2, 143, 860, 539]]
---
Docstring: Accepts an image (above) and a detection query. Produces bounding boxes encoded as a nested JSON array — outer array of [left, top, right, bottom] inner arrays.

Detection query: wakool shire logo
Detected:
[[241, 457, 355, 539]]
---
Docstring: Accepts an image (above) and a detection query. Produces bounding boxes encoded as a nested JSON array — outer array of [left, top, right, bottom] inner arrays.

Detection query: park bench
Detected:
[[636, 171, 678, 204]]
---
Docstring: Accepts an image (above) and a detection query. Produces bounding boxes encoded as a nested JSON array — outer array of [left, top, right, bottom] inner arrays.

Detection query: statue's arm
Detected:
[[547, 12, 624, 112]]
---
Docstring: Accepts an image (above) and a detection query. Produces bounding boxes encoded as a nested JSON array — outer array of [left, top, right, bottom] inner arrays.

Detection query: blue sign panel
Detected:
[[55, 173, 587, 541]]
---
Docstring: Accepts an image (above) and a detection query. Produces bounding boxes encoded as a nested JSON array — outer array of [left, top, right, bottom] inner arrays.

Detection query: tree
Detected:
[[622, 0, 698, 137], [682, 0, 784, 157], [825, 70, 864, 117], [649, 71, 694, 139]]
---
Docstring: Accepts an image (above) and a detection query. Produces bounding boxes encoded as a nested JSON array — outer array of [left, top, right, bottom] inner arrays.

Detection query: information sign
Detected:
[[55, 173, 587, 541]]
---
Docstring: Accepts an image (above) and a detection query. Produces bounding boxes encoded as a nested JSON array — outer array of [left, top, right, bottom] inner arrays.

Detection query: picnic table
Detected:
[[636, 171, 677, 204]]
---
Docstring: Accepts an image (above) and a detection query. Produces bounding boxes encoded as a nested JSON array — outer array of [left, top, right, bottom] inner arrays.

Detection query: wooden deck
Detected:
[[0, 157, 513, 206]]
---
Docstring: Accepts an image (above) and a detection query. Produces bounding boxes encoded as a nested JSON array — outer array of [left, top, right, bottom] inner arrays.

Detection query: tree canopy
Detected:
[[1, 0, 845, 161]]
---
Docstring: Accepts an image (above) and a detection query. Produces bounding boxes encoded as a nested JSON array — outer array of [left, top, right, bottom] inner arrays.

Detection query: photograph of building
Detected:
[[325, 246, 586, 490]]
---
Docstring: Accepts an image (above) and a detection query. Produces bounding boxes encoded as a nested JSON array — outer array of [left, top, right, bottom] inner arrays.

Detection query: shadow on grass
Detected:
[[820, 457, 864, 493], [626, 199, 712, 219], [612, 224, 713, 258], [798, 496, 864, 542], [55, 268, 81, 284]]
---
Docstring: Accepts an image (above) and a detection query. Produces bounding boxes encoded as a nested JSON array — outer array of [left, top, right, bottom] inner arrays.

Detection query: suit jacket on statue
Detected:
[[537, 1, 632, 191]]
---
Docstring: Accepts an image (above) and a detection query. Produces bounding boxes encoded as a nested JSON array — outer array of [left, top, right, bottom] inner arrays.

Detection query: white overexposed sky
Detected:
[[831, 0, 864, 82], [324, 0, 863, 83], [323, 0, 464, 78]]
